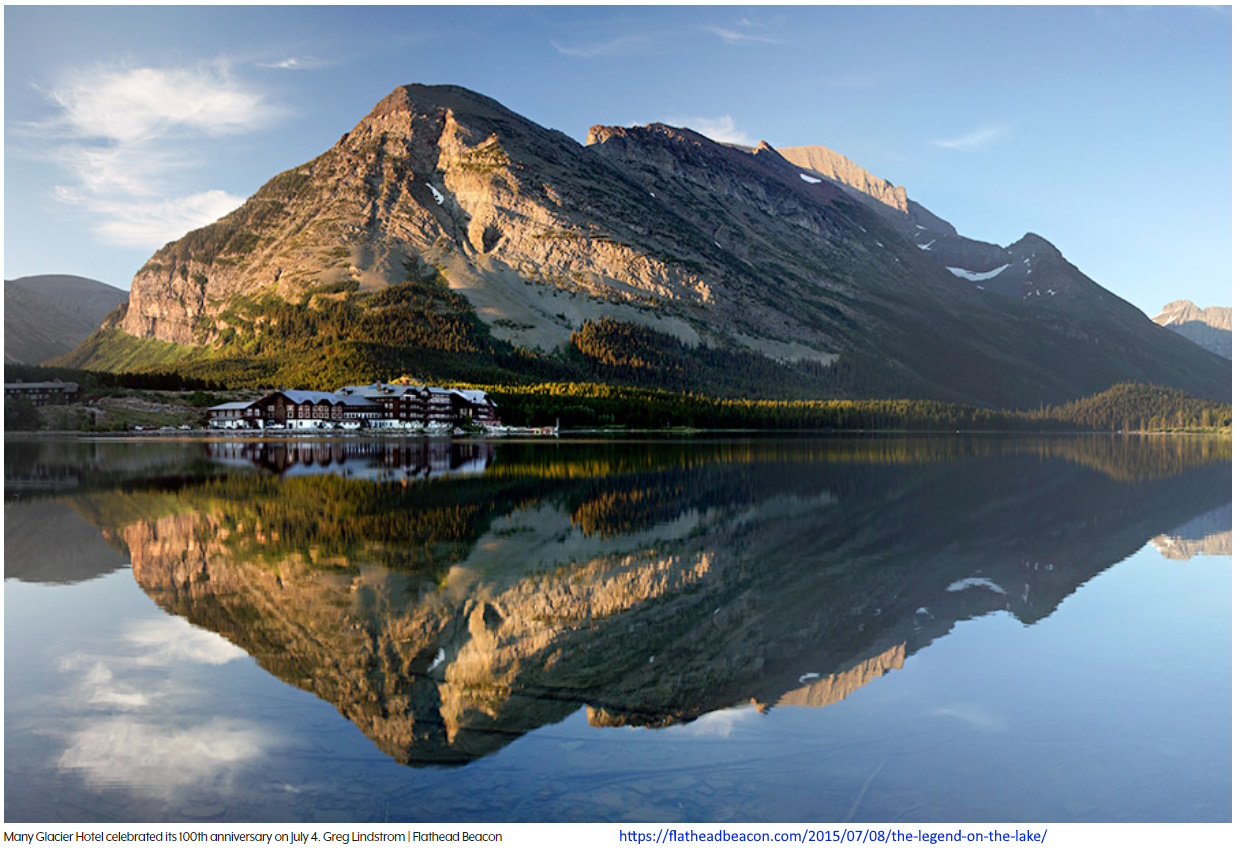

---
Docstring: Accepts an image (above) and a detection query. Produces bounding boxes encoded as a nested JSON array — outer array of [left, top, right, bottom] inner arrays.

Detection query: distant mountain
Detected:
[[1151, 300, 1231, 359], [5, 274, 127, 364], [58, 84, 1231, 406]]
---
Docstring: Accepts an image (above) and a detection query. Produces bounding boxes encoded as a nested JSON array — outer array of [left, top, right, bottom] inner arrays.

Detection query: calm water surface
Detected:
[[3, 435, 1231, 822]]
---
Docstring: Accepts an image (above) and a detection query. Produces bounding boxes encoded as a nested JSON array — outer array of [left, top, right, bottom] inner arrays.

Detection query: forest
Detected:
[[485, 381, 1231, 434]]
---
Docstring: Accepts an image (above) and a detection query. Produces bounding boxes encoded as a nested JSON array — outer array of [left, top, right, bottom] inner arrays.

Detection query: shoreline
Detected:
[[4, 426, 1229, 440]]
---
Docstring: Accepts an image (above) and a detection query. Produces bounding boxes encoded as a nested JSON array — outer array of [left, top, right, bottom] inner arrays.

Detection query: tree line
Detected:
[[486, 381, 1231, 434]]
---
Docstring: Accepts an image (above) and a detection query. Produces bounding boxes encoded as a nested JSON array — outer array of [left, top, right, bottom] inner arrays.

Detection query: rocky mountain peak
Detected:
[[1153, 300, 1232, 331], [1152, 300, 1232, 359], [751, 140, 796, 170], [584, 124, 616, 146], [361, 83, 514, 125], [338, 83, 536, 175], [1010, 232, 1062, 259]]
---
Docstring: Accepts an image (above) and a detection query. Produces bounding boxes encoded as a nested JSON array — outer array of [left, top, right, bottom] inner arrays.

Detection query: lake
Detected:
[[3, 434, 1231, 823]]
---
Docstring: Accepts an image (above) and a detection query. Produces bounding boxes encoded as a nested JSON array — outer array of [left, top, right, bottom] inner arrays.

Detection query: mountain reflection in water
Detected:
[[11, 436, 1232, 770]]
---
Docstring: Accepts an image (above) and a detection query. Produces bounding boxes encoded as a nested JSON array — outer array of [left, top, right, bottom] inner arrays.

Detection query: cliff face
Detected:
[[773, 643, 906, 710], [1151, 530, 1232, 560], [778, 145, 911, 214]]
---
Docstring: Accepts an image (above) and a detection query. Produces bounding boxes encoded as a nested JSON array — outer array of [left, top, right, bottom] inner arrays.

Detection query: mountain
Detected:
[[5, 274, 127, 364], [1151, 300, 1231, 359], [59, 84, 1231, 406]]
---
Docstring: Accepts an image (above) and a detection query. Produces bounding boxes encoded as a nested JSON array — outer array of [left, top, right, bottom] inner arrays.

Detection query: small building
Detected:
[[4, 380, 79, 406], [206, 400, 262, 429]]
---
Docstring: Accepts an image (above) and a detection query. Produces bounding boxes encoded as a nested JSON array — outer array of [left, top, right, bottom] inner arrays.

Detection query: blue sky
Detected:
[[4, 5, 1231, 315]]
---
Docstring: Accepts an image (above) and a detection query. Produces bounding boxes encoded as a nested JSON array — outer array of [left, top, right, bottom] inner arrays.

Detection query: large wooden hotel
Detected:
[[207, 381, 500, 431]]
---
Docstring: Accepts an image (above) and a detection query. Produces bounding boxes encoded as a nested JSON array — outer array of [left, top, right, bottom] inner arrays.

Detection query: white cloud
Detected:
[[76, 661, 152, 710], [57, 617, 247, 709], [258, 56, 327, 71], [704, 25, 781, 45], [931, 125, 1011, 152], [89, 191, 248, 248], [666, 115, 759, 147], [46, 64, 266, 143], [683, 704, 757, 738], [551, 34, 653, 58], [52, 143, 182, 197], [28, 62, 270, 250]]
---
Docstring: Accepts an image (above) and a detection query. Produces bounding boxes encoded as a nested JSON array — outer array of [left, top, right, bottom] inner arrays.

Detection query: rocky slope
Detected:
[[587, 126, 1230, 404], [778, 146, 1233, 376], [5, 274, 127, 364], [1152, 300, 1231, 359], [63, 84, 1230, 406]]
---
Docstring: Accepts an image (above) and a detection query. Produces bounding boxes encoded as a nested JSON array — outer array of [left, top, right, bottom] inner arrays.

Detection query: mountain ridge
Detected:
[[58, 83, 1230, 407]]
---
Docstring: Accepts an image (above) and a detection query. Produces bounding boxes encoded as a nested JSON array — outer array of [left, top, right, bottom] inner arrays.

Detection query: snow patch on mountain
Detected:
[[947, 264, 1009, 282], [428, 648, 446, 671]]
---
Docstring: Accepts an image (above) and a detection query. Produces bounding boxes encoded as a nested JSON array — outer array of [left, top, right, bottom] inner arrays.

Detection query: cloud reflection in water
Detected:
[[54, 614, 270, 802], [59, 717, 267, 799]]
